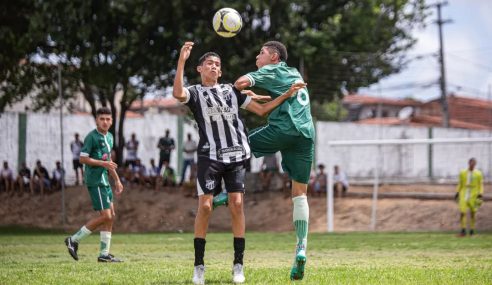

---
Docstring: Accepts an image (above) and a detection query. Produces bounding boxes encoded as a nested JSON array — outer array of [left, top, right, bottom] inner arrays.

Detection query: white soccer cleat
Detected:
[[192, 265, 205, 285], [232, 263, 245, 283]]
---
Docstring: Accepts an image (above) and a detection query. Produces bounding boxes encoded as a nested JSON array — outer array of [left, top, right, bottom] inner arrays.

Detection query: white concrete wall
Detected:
[[316, 122, 492, 181], [1, 112, 490, 183]]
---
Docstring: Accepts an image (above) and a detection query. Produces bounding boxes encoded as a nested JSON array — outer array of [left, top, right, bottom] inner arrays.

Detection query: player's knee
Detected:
[[199, 202, 212, 214], [101, 211, 113, 222], [229, 198, 243, 213]]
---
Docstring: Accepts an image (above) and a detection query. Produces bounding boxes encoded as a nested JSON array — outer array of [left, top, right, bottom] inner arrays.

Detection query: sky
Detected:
[[359, 0, 492, 102]]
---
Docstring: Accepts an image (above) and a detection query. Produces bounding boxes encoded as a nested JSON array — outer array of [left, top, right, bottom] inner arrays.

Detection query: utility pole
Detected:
[[433, 1, 452, 127]]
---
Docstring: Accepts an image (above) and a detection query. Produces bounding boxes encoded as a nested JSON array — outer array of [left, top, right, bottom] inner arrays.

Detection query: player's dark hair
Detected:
[[263, 41, 288, 61], [96, 107, 112, 117], [198, 52, 221, 66]]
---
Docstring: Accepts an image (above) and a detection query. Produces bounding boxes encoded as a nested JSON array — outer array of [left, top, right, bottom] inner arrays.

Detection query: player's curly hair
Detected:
[[198, 52, 221, 65], [263, 41, 288, 62]]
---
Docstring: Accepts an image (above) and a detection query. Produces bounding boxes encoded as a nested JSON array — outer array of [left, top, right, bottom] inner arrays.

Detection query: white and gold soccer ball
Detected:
[[212, 8, 242, 38]]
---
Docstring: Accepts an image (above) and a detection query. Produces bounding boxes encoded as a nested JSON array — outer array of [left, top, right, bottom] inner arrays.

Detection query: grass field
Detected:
[[1, 227, 491, 284]]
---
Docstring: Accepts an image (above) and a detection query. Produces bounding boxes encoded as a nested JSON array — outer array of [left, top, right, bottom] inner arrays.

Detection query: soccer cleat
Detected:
[[232, 263, 245, 283], [457, 229, 466, 237], [64, 237, 79, 261], [97, 253, 123, 263], [192, 265, 205, 285], [290, 250, 307, 281], [212, 192, 228, 209]]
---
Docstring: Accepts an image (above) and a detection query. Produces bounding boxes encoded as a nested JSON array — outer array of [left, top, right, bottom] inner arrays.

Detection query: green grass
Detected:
[[1, 228, 491, 284]]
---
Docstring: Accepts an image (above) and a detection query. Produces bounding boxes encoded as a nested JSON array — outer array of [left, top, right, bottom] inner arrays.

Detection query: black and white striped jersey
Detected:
[[182, 83, 252, 163]]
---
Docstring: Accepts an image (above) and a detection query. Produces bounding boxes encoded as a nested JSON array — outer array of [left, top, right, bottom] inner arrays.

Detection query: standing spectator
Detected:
[[312, 164, 327, 197], [16, 162, 31, 194], [333, 165, 349, 197], [180, 133, 197, 185], [0, 161, 14, 193], [70, 133, 84, 185], [125, 133, 139, 168], [455, 158, 484, 236], [32, 160, 51, 195], [259, 153, 279, 191], [51, 161, 66, 191], [157, 129, 175, 170]]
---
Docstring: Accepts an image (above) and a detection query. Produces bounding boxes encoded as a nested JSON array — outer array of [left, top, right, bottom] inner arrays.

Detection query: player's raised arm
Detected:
[[245, 82, 307, 117], [173, 41, 194, 102], [234, 75, 251, 91]]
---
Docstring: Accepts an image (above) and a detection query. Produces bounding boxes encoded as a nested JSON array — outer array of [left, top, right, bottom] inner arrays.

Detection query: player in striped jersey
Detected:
[[173, 41, 306, 285]]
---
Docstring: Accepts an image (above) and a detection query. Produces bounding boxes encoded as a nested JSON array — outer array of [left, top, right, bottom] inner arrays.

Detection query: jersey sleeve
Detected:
[[80, 134, 93, 158], [245, 66, 276, 90], [232, 86, 252, 109], [183, 86, 198, 106]]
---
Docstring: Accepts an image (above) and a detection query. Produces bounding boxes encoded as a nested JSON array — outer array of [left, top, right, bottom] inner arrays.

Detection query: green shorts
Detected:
[[249, 124, 314, 184], [87, 185, 113, 211]]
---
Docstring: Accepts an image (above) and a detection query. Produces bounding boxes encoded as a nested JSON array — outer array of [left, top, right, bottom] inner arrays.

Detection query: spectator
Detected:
[[180, 133, 197, 185], [125, 133, 139, 168], [160, 160, 176, 187], [0, 161, 14, 193], [70, 133, 84, 185], [131, 159, 147, 187], [333, 165, 349, 197], [313, 164, 327, 196], [32, 160, 51, 195], [157, 129, 175, 170], [16, 162, 31, 195], [259, 153, 279, 191], [51, 161, 66, 191], [147, 158, 161, 191]]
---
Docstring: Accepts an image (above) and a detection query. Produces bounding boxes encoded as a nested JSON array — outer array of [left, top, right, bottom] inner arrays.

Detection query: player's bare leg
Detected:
[[291, 180, 309, 281]]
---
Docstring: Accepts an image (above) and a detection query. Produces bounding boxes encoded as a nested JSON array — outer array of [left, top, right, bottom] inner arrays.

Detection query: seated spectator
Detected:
[[160, 161, 176, 187], [16, 162, 31, 195], [259, 153, 279, 191], [0, 161, 14, 193], [131, 159, 147, 188], [147, 158, 161, 191], [32, 160, 51, 195], [313, 164, 327, 196], [51, 161, 65, 191], [333, 165, 349, 197]]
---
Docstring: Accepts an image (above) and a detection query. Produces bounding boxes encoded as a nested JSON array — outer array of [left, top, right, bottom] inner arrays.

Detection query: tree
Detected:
[[1, 0, 427, 156]]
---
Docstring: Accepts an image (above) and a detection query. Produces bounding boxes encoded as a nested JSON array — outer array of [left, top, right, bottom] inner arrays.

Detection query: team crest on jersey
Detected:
[[222, 88, 231, 101], [205, 179, 215, 190]]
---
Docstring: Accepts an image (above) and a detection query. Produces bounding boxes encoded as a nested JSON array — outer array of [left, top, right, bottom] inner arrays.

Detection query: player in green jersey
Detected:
[[234, 41, 315, 281], [64, 107, 124, 263]]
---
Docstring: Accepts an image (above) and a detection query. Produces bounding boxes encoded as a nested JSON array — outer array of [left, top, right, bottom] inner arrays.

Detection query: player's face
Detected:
[[197, 56, 222, 82], [96, 114, 113, 133], [256, 47, 276, 68]]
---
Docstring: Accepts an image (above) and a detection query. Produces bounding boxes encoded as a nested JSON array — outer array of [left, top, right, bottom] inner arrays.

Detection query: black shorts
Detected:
[[73, 159, 83, 170], [196, 157, 246, 196]]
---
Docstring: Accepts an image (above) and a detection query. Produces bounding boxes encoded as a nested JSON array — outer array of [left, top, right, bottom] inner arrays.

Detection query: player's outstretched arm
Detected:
[[173, 41, 194, 102], [241, 90, 272, 102], [234, 75, 251, 91], [245, 82, 307, 117]]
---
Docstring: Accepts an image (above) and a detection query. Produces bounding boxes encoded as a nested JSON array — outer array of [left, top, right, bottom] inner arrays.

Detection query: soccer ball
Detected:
[[212, 8, 242, 38]]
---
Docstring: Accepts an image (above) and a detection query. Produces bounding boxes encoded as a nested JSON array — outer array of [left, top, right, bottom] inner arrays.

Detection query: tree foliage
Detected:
[[1, 0, 427, 159]]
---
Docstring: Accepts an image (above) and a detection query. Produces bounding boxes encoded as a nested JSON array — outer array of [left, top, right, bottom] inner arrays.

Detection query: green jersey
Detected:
[[246, 62, 315, 139], [80, 129, 114, 187]]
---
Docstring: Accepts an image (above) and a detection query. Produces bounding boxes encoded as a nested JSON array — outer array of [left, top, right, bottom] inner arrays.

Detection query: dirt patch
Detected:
[[1, 184, 491, 232]]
